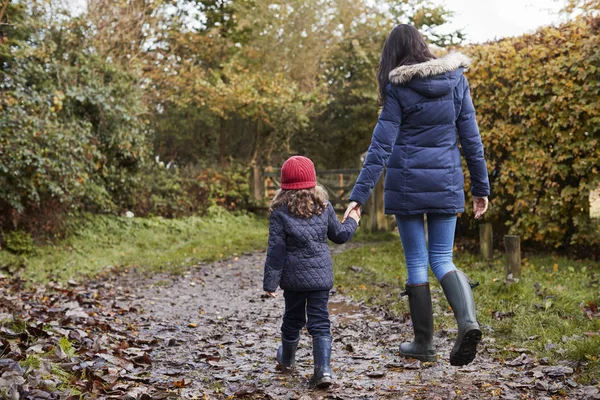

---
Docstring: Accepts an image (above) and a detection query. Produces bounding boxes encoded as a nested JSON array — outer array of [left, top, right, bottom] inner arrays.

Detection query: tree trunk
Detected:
[[219, 118, 227, 167]]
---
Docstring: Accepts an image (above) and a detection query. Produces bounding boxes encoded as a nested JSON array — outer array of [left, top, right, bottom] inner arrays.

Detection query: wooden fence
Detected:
[[250, 165, 392, 232]]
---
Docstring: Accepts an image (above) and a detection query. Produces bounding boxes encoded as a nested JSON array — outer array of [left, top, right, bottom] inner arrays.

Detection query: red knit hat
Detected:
[[280, 156, 317, 190]]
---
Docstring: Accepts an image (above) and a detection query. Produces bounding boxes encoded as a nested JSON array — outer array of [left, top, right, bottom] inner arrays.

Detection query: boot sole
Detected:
[[311, 375, 332, 389], [399, 350, 437, 362], [277, 364, 294, 373], [450, 328, 482, 366]]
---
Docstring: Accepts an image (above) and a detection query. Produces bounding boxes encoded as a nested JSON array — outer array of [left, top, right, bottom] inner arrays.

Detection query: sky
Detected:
[[434, 0, 565, 43], [66, 0, 564, 44]]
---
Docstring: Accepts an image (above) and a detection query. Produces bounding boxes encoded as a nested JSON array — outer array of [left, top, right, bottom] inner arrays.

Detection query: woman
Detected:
[[343, 24, 490, 366]]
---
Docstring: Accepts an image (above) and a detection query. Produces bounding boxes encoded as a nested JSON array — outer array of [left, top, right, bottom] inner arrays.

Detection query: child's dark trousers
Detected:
[[282, 290, 331, 341]]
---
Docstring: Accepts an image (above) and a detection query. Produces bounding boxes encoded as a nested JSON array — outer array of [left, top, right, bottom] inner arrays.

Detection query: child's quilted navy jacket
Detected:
[[263, 203, 357, 292]]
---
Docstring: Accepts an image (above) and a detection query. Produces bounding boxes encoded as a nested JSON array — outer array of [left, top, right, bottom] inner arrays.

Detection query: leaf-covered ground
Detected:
[[1, 249, 600, 399]]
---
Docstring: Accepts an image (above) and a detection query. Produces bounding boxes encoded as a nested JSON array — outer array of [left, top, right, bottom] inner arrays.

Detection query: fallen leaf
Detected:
[[173, 378, 189, 388], [366, 370, 385, 378]]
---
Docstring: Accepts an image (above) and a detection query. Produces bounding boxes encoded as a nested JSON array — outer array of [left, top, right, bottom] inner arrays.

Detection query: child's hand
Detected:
[[265, 291, 277, 298], [348, 209, 361, 224], [343, 201, 361, 222]]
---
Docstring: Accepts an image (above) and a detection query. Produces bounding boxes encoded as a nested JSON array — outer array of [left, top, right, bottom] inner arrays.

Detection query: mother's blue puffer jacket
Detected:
[[263, 203, 357, 293], [350, 52, 490, 215]]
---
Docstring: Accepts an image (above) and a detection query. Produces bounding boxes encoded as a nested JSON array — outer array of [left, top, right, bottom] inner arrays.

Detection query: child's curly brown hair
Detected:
[[270, 185, 329, 218]]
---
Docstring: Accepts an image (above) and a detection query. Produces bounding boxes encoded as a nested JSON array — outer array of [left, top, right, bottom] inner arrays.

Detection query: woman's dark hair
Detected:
[[377, 24, 436, 105]]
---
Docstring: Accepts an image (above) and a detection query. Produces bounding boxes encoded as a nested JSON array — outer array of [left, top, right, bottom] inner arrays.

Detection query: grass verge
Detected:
[[0, 209, 268, 283], [333, 233, 600, 383]]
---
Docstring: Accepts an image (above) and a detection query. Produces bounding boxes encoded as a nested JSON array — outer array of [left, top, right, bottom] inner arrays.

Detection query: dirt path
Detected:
[[122, 252, 598, 400]]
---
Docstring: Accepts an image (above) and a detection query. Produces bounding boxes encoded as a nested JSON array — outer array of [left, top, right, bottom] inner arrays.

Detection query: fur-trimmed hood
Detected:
[[389, 52, 472, 85]]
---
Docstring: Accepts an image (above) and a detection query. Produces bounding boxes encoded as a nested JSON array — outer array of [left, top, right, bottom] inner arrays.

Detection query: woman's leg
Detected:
[[428, 214, 481, 366], [396, 214, 429, 284], [396, 214, 436, 361], [426, 214, 458, 281]]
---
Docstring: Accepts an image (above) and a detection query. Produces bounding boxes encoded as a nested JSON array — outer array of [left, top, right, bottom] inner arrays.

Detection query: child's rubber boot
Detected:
[[399, 283, 437, 362], [440, 270, 482, 366], [276, 337, 299, 372], [309, 336, 333, 389]]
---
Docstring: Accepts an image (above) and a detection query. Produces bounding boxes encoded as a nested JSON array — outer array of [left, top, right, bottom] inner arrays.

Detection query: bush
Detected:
[[463, 16, 600, 252], [0, 6, 150, 236], [119, 162, 252, 219], [3, 231, 34, 254], [189, 164, 252, 211]]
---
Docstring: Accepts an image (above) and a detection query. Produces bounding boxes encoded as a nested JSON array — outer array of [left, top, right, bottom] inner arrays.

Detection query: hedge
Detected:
[[464, 16, 600, 251]]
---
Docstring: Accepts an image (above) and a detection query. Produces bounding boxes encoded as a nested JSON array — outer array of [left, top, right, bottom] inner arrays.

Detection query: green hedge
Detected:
[[464, 16, 600, 251]]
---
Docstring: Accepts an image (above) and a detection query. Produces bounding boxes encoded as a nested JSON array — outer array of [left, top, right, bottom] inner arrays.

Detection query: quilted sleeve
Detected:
[[349, 84, 402, 205], [263, 211, 286, 292], [457, 76, 490, 198], [327, 204, 358, 244]]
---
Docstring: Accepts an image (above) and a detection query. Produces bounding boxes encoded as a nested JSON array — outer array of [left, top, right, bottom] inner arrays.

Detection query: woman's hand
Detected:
[[343, 201, 361, 222], [265, 291, 277, 298], [473, 196, 489, 219]]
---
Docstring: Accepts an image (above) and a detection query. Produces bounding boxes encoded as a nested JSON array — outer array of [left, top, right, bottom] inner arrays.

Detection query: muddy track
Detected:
[[123, 252, 597, 399]]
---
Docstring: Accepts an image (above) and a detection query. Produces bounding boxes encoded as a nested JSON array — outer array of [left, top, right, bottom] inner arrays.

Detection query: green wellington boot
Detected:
[[440, 270, 482, 366], [399, 283, 437, 362]]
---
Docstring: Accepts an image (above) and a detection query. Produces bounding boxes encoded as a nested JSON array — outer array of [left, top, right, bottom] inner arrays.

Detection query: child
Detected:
[[263, 156, 360, 389]]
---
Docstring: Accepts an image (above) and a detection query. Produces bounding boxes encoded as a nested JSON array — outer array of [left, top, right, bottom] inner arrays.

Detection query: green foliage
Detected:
[[464, 17, 600, 250], [3, 231, 34, 254], [58, 337, 76, 358], [197, 164, 252, 210], [0, 3, 151, 235], [113, 161, 252, 218], [20, 355, 42, 370]]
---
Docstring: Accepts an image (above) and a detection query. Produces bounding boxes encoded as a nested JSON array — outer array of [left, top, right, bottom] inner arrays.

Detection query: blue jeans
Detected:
[[396, 214, 458, 285], [282, 290, 331, 341]]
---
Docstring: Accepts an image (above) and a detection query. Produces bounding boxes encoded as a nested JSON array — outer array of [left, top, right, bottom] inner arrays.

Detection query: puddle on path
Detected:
[[329, 300, 378, 323]]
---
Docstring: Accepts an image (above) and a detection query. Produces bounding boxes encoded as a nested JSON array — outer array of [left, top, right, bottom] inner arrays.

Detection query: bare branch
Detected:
[[0, 0, 10, 25]]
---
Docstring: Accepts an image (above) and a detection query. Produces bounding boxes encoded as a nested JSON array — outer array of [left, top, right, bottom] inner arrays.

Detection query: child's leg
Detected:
[[282, 291, 308, 341], [305, 290, 330, 339], [306, 290, 333, 388], [395, 214, 428, 284]]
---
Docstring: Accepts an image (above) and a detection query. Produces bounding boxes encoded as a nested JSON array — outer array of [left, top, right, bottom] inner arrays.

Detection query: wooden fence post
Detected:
[[480, 223, 493, 260], [362, 174, 386, 233], [504, 235, 521, 278], [251, 165, 264, 203]]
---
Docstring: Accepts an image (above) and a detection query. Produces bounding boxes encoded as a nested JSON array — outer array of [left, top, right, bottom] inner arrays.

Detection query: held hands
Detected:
[[265, 291, 277, 298], [473, 196, 489, 219], [348, 209, 361, 224], [342, 201, 362, 223]]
